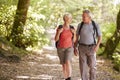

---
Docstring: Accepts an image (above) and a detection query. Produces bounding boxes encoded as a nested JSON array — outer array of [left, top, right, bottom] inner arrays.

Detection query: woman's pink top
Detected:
[[58, 28, 73, 48]]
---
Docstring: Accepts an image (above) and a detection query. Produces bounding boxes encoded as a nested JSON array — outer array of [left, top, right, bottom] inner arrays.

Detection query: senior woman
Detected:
[[55, 13, 76, 80]]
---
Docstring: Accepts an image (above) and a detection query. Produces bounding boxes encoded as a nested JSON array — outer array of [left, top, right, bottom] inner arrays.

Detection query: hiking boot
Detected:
[[65, 77, 71, 80]]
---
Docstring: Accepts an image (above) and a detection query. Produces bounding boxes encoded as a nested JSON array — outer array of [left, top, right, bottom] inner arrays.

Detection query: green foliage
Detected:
[[30, 0, 66, 28], [0, 0, 120, 50], [0, 3, 50, 49], [112, 53, 120, 71], [97, 22, 116, 54], [0, 0, 18, 6], [101, 22, 116, 43], [0, 5, 16, 39]]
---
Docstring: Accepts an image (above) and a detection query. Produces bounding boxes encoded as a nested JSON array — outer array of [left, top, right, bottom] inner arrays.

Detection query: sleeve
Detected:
[[95, 23, 102, 37]]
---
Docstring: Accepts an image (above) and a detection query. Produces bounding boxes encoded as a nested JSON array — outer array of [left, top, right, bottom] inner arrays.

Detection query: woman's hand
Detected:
[[57, 28, 63, 34]]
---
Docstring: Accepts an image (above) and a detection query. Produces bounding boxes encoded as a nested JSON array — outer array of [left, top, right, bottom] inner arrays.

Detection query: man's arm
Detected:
[[94, 22, 102, 52], [94, 36, 102, 52]]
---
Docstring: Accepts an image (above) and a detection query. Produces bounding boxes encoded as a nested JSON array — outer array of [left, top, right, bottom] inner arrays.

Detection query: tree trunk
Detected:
[[11, 0, 30, 48], [103, 9, 120, 58]]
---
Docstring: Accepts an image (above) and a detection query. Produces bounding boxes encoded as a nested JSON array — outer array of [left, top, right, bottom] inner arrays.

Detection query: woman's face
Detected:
[[82, 13, 91, 23], [64, 15, 72, 24]]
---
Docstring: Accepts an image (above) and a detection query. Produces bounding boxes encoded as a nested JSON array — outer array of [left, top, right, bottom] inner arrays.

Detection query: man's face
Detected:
[[82, 13, 91, 23]]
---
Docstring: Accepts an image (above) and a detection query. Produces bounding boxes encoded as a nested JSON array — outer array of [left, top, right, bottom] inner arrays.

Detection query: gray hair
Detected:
[[83, 10, 92, 18]]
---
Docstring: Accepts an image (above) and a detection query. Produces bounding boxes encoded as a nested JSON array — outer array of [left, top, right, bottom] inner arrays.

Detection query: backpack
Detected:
[[78, 20, 98, 44], [55, 25, 74, 48]]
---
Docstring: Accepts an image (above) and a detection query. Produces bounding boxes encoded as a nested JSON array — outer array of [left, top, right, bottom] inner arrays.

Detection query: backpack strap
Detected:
[[92, 20, 98, 44], [70, 25, 74, 29], [58, 25, 74, 29], [78, 22, 84, 35], [55, 25, 63, 48], [92, 20, 98, 36], [58, 25, 63, 29]]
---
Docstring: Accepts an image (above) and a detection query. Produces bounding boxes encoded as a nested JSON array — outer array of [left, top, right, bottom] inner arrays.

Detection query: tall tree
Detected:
[[103, 9, 120, 58], [11, 0, 30, 48]]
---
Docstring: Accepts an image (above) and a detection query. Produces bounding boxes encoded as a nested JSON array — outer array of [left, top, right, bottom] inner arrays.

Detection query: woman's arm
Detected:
[[70, 28, 76, 43], [74, 34, 79, 47], [73, 31, 76, 43], [54, 28, 63, 41]]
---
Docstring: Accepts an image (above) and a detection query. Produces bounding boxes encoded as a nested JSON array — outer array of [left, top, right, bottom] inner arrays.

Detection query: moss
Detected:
[[112, 53, 120, 72], [0, 37, 29, 62]]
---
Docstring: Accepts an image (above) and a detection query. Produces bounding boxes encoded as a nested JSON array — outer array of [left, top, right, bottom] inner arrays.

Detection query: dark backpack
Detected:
[[55, 25, 74, 48], [78, 20, 98, 44]]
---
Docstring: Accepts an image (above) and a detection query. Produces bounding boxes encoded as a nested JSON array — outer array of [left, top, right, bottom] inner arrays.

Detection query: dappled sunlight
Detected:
[[32, 49, 43, 55], [35, 56, 44, 60], [28, 61, 37, 66], [96, 59, 105, 67], [26, 47, 44, 55], [0, 63, 10, 66], [43, 46, 56, 51], [30, 74, 53, 80], [16, 74, 53, 80], [72, 57, 79, 62], [97, 59, 105, 63], [44, 54, 59, 61], [16, 75, 30, 79], [41, 63, 61, 67], [114, 0, 120, 5], [31, 13, 46, 21], [46, 29, 56, 34]]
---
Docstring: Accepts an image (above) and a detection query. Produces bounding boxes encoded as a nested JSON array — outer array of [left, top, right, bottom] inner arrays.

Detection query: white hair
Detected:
[[63, 13, 72, 21]]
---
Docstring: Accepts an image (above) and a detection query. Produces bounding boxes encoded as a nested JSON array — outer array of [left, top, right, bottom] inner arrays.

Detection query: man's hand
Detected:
[[94, 45, 99, 52], [94, 36, 102, 53]]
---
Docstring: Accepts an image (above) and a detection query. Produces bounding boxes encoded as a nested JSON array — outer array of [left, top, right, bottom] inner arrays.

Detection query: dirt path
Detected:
[[0, 46, 120, 80]]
